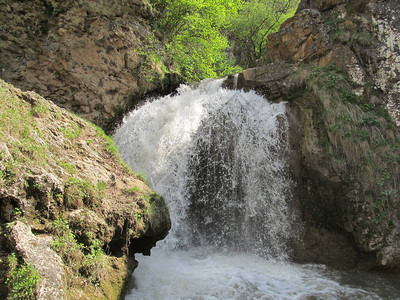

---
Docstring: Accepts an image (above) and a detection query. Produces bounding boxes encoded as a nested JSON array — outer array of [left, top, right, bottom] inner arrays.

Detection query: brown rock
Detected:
[[9, 221, 66, 300], [0, 0, 180, 132], [266, 9, 330, 64]]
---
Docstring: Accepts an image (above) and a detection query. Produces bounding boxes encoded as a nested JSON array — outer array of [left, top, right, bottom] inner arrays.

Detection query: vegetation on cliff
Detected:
[[232, 0, 400, 270], [296, 65, 400, 261], [0, 79, 171, 299]]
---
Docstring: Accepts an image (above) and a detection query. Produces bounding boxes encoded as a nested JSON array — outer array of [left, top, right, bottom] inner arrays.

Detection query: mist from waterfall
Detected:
[[114, 79, 392, 299]]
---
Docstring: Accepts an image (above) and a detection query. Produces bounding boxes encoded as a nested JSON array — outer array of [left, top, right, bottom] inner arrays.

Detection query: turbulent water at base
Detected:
[[114, 79, 400, 300]]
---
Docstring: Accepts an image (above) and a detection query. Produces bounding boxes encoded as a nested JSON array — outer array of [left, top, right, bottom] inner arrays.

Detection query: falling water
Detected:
[[114, 79, 399, 299]]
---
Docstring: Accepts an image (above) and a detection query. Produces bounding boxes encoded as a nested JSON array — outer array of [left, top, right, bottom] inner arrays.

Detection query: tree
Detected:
[[227, 0, 300, 68], [149, 0, 242, 81], [148, 0, 299, 81]]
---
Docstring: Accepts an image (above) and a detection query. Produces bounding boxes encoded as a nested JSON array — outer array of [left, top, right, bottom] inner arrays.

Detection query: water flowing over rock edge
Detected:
[[116, 79, 400, 300], [115, 79, 300, 260]]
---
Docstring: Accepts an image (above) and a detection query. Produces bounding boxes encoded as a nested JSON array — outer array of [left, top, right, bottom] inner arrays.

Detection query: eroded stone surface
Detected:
[[0, 0, 179, 131], [229, 0, 400, 271], [9, 221, 66, 300]]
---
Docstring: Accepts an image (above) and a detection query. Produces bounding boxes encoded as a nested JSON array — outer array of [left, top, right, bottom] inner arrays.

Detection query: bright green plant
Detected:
[[0, 80, 48, 166], [6, 253, 40, 300], [49, 217, 81, 253], [126, 185, 141, 193], [149, 0, 242, 81], [56, 160, 77, 174], [227, 0, 300, 68], [31, 101, 50, 116], [84, 232, 103, 264], [61, 123, 82, 140], [136, 172, 150, 185], [134, 211, 142, 221]]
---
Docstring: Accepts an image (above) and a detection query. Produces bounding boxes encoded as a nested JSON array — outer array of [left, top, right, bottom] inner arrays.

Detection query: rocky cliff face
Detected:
[[229, 0, 400, 271], [0, 0, 180, 133], [266, 0, 400, 125], [0, 79, 171, 299]]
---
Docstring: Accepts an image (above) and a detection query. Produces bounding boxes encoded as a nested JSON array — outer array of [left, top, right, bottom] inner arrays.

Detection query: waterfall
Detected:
[[114, 78, 295, 259], [114, 79, 389, 300]]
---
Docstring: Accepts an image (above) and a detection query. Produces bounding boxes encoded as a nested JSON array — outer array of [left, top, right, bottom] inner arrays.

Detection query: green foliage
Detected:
[[228, 0, 300, 68], [49, 219, 106, 285], [325, 9, 373, 47], [64, 177, 106, 209], [126, 185, 141, 194], [133, 32, 169, 82], [0, 82, 47, 165], [1, 158, 18, 185], [56, 159, 77, 174], [84, 232, 103, 263], [61, 123, 82, 140], [31, 101, 50, 117], [82, 232, 106, 285], [134, 211, 142, 221], [49, 217, 82, 255], [149, 0, 242, 81], [93, 124, 119, 156], [136, 172, 150, 185], [148, 0, 299, 79], [6, 253, 40, 300]]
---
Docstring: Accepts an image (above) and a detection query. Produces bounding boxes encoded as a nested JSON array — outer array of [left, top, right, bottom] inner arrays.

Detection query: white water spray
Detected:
[[114, 78, 294, 258], [114, 79, 390, 299]]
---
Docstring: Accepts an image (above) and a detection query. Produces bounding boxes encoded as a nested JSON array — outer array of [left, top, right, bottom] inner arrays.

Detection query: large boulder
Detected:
[[0, 79, 171, 298]]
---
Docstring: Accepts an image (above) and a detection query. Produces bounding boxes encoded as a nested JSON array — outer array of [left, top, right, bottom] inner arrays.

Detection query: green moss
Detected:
[[61, 123, 83, 140], [90, 123, 134, 174], [304, 64, 400, 237], [0, 81, 48, 167], [126, 185, 141, 194], [64, 177, 106, 209], [56, 159, 77, 174]]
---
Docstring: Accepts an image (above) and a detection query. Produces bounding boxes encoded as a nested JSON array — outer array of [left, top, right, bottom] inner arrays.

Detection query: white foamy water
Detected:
[[114, 79, 398, 300], [127, 249, 381, 300]]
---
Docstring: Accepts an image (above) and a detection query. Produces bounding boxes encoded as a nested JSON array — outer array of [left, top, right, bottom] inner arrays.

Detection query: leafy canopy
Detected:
[[227, 0, 300, 68], [150, 0, 242, 81], [148, 0, 299, 81]]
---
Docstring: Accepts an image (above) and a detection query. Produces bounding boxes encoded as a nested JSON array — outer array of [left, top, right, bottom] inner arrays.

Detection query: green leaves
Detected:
[[148, 0, 299, 79], [150, 0, 241, 81], [227, 0, 300, 68], [6, 253, 40, 300]]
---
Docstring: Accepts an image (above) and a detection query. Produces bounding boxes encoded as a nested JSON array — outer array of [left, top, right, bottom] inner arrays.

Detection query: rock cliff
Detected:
[[229, 0, 400, 271], [0, 0, 180, 133], [0, 79, 171, 299]]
